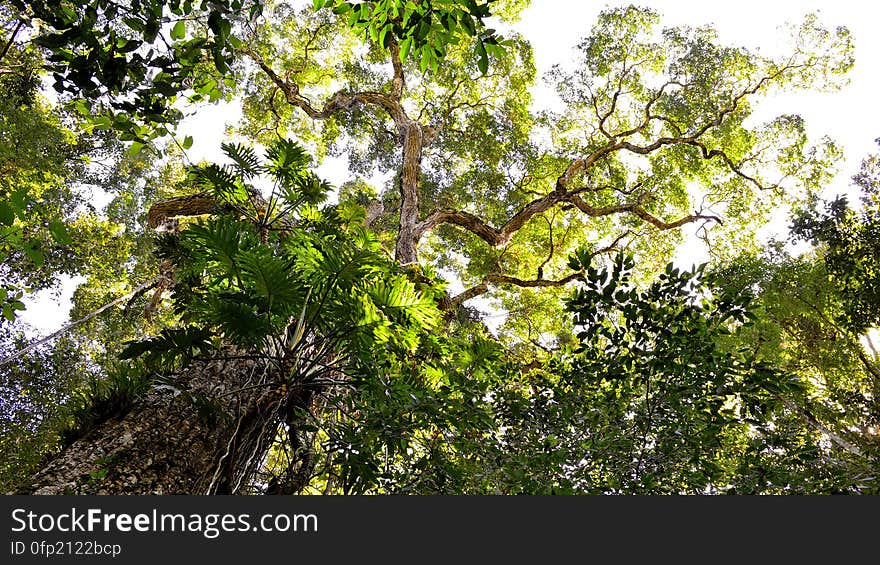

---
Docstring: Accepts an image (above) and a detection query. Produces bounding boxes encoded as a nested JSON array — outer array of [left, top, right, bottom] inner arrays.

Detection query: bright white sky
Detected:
[[19, 0, 880, 334]]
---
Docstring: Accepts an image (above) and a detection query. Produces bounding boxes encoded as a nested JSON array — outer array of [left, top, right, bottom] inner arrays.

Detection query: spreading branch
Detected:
[[449, 283, 489, 307], [450, 273, 579, 308], [242, 47, 408, 129], [0, 277, 162, 369], [243, 36, 799, 271], [417, 189, 720, 249], [411, 69, 764, 251], [449, 230, 631, 306]]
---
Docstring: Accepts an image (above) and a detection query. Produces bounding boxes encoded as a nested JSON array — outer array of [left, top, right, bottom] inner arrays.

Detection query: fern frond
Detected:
[[354, 292, 391, 341], [119, 326, 214, 368], [265, 139, 310, 185], [222, 142, 263, 179], [208, 295, 270, 347], [238, 247, 301, 312], [284, 171, 331, 205], [182, 217, 252, 282], [370, 277, 439, 330], [190, 164, 250, 205]]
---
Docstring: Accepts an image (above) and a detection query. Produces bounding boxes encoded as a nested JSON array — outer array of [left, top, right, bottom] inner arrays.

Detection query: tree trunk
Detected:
[[394, 122, 425, 266], [24, 352, 287, 495]]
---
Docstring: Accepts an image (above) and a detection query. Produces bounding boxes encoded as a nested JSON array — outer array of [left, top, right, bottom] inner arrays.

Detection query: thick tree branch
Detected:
[[486, 272, 581, 288], [415, 209, 502, 246], [415, 189, 569, 247], [450, 283, 489, 306], [147, 194, 232, 229], [417, 189, 720, 249], [389, 38, 405, 99], [449, 275, 580, 307]]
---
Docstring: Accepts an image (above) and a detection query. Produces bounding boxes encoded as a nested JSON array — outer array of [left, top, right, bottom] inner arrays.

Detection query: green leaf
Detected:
[[72, 99, 91, 117], [128, 141, 145, 157], [24, 242, 44, 267], [238, 247, 300, 311], [222, 143, 262, 178], [182, 135, 194, 150], [120, 326, 214, 368], [123, 17, 145, 33], [265, 138, 311, 186], [171, 20, 186, 41], [476, 40, 488, 74], [91, 115, 113, 131], [460, 13, 476, 36], [212, 50, 229, 74], [209, 297, 268, 346], [182, 216, 246, 278], [399, 36, 413, 60], [191, 164, 247, 204], [48, 220, 73, 245], [0, 201, 14, 226]]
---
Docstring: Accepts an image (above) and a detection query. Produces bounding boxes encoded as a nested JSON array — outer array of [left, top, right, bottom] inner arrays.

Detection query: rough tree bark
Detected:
[[24, 352, 294, 494]]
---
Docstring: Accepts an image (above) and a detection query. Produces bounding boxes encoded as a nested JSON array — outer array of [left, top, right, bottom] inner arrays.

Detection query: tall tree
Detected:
[[7, 2, 870, 494]]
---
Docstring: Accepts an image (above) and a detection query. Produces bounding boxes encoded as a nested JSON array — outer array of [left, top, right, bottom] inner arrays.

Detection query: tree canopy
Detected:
[[1, 1, 877, 494]]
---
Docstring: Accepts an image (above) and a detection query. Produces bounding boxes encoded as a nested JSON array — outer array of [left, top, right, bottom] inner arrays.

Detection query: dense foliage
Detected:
[[1, 1, 878, 494]]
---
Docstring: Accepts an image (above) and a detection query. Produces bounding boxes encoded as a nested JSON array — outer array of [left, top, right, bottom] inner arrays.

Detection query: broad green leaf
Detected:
[[48, 220, 73, 245], [128, 141, 145, 157], [399, 36, 413, 60], [24, 242, 44, 267], [475, 40, 488, 74], [171, 20, 186, 40], [0, 202, 14, 226]]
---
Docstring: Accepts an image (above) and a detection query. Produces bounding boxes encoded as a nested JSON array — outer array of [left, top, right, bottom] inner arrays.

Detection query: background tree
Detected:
[[792, 139, 880, 335], [703, 144, 880, 493], [710, 251, 879, 493]]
